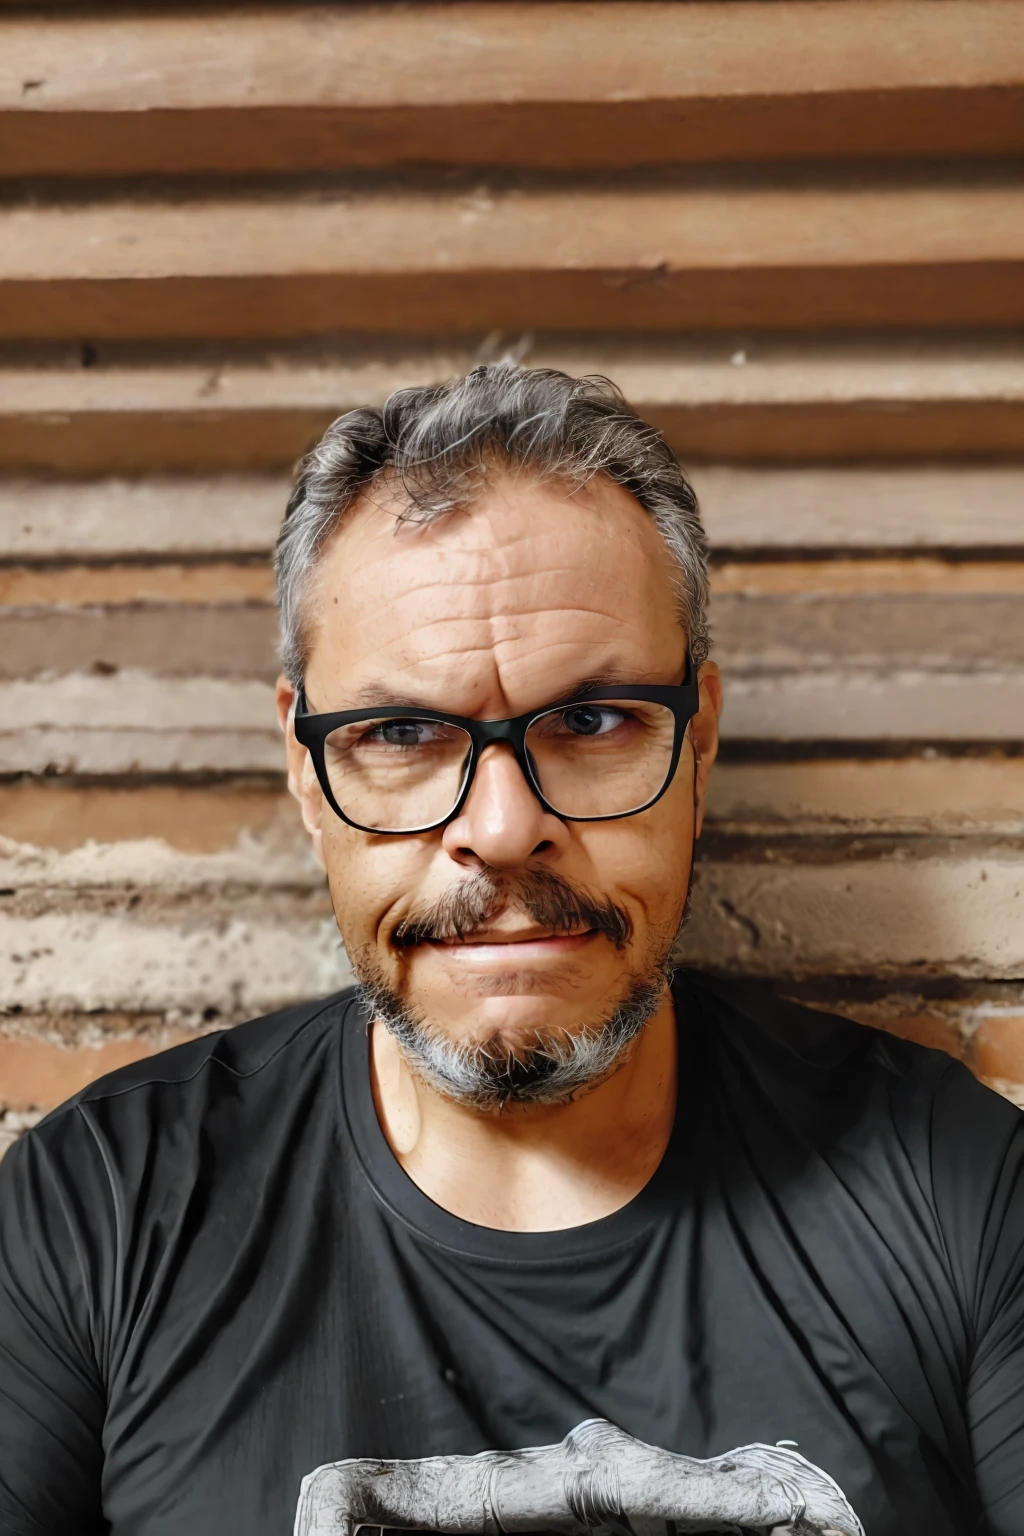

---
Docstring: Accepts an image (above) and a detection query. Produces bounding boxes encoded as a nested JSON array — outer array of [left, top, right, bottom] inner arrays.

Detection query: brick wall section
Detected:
[[2, 1, 1024, 1139]]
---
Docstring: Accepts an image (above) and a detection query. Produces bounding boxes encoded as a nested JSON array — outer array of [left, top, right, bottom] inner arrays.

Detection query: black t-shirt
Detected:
[[2, 974, 1023, 1536]]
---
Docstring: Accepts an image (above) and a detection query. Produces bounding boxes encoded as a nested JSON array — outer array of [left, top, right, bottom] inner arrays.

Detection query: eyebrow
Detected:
[[332, 669, 667, 716]]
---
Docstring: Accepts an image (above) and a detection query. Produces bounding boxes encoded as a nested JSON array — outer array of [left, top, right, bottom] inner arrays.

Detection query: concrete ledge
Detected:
[[683, 846, 1024, 978]]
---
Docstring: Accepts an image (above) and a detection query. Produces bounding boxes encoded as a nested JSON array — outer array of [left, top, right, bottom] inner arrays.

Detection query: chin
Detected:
[[417, 983, 612, 1049], [458, 966, 589, 998], [411, 952, 610, 1013]]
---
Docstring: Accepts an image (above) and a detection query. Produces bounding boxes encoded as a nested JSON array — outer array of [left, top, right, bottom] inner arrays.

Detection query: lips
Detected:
[[433, 927, 595, 947], [390, 871, 632, 951]]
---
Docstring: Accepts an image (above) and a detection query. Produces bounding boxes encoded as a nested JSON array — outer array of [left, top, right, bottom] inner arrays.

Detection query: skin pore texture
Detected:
[[277, 471, 722, 1232]]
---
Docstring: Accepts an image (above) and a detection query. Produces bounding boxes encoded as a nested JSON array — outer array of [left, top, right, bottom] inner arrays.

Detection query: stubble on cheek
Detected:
[[320, 824, 427, 970]]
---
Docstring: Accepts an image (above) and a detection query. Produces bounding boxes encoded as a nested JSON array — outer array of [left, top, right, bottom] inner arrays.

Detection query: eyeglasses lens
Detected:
[[525, 700, 676, 817], [321, 700, 676, 831], [323, 717, 474, 833]]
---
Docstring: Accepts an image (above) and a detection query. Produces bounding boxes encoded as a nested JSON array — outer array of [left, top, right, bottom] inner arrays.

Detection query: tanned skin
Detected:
[[277, 472, 722, 1232]]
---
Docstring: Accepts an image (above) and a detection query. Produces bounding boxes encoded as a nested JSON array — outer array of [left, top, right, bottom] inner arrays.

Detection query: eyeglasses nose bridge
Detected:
[[462, 717, 547, 816], [476, 717, 518, 744]]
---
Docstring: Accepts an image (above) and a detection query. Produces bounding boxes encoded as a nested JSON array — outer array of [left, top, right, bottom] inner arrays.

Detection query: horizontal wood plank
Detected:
[[1, 476, 288, 554], [0, 606, 279, 678], [681, 843, 1024, 978], [2, 179, 1023, 339], [0, 780, 293, 853], [3, 669, 1022, 777], [9, 3, 1023, 110], [0, 907, 348, 1016], [712, 559, 1024, 595], [4, 584, 1024, 677], [707, 758, 1024, 837], [711, 591, 1024, 670], [0, 563, 276, 606], [6, 556, 1024, 608], [724, 671, 1024, 742], [4, 757, 1023, 854], [2, 337, 1022, 471], [1, 818, 318, 890], [4, 841, 1022, 1007], [695, 467, 1024, 550], [0, 673, 283, 775], [5, 467, 1024, 558], [2, 2, 1022, 172]]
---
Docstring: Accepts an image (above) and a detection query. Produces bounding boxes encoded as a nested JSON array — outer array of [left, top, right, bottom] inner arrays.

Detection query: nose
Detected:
[[441, 743, 571, 869]]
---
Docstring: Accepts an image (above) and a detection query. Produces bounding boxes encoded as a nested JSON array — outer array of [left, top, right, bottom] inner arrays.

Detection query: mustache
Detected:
[[391, 868, 633, 950]]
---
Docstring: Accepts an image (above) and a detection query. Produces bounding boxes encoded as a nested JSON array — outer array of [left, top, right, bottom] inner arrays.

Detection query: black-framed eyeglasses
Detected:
[[294, 656, 699, 836]]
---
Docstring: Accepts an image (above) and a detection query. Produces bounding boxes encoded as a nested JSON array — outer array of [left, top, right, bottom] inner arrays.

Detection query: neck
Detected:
[[369, 992, 678, 1231]]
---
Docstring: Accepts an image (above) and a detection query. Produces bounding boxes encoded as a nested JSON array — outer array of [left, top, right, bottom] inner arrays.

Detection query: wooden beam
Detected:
[[0, 674, 284, 776], [711, 559, 1024, 595], [2, 2, 1022, 173], [682, 842, 1024, 979], [0, 780, 293, 854], [0, 476, 288, 553], [6, 556, 1024, 608], [4, 832, 1023, 998], [3, 667, 1023, 778], [694, 465, 1024, 549], [724, 670, 1024, 742], [707, 758, 1024, 837], [5, 759, 1022, 854], [0, 563, 276, 606], [0, 607, 280, 680], [714, 591, 1024, 672], [0, 907, 347, 1017], [2, 336, 1022, 471], [1, 178, 1022, 339], [5, 467, 1024, 557], [3, 581, 1023, 679]]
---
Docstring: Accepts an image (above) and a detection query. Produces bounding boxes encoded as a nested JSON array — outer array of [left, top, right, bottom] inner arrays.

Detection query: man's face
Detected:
[[279, 471, 721, 1069]]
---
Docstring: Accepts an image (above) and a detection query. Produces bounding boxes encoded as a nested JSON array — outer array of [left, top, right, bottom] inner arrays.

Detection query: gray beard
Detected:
[[354, 960, 674, 1112]]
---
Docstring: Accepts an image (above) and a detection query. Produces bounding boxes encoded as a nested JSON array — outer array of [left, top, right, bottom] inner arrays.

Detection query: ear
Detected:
[[688, 661, 722, 840], [276, 674, 325, 868]]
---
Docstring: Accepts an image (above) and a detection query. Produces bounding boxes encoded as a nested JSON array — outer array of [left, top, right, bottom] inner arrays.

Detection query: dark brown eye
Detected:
[[376, 720, 427, 747], [561, 706, 626, 737]]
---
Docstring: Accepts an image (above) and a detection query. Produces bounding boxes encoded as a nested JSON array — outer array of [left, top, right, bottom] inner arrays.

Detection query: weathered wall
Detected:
[[2, 1, 1023, 1153]]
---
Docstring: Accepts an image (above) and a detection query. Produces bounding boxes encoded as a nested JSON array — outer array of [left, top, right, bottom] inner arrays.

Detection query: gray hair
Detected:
[[275, 361, 710, 686], [354, 950, 671, 1110]]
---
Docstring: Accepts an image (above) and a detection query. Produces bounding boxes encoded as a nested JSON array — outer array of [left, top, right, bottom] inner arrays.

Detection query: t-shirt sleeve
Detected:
[[931, 1064, 1024, 1531], [0, 1113, 109, 1535]]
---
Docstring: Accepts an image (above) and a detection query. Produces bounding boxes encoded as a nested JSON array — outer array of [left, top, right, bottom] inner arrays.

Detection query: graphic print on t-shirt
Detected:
[[294, 1417, 863, 1536]]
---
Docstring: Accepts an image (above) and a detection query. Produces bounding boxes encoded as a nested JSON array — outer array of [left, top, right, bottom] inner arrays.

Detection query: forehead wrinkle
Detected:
[[310, 489, 685, 708], [484, 601, 661, 646], [338, 590, 660, 663], [352, 612, 664, 698], [345, 560, 646, 624], [387, 630, 680, 710], [320, 495, 678, 658], [344, 505, 668, 591], [488, 632, 683, 685], [313, 594, 683, 704], [342, 654, 671, 717]]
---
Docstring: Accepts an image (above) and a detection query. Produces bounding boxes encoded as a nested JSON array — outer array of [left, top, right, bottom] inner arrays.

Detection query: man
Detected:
[[1, 363, 1022, 1536]]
